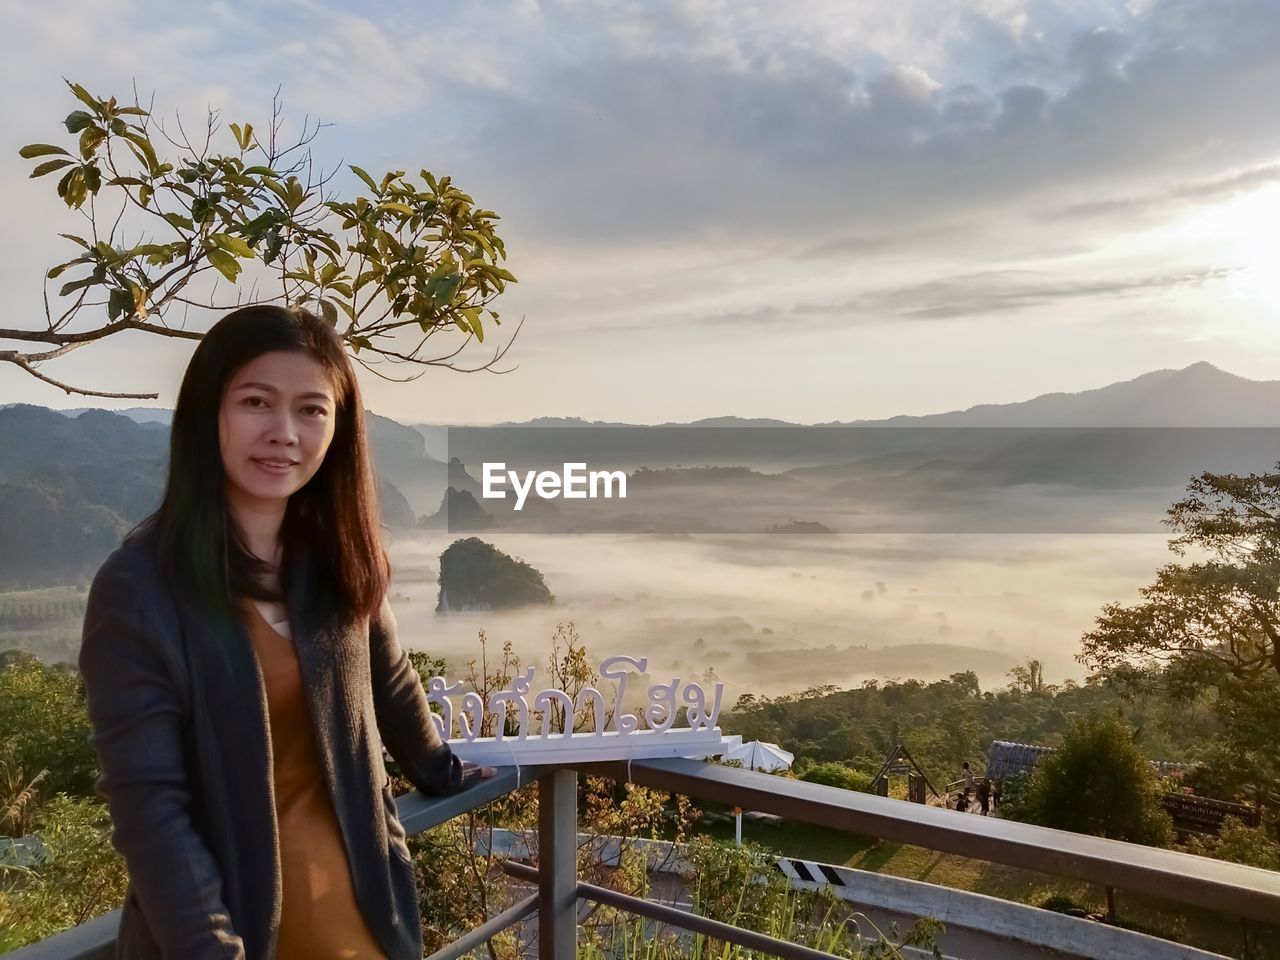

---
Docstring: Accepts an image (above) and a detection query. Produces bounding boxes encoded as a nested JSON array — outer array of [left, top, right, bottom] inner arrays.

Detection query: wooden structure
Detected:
[[869, 744, 940, 804]]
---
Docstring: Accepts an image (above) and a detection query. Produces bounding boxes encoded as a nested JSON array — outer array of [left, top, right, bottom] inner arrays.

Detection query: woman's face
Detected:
[[218, 350, 338, 512]]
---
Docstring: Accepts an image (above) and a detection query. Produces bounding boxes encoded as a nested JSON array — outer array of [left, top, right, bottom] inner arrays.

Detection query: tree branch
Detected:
[[0, 351, 158, 398]]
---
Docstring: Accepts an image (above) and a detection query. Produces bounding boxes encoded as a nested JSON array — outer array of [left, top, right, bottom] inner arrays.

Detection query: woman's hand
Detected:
[[458, 760, 498, 788]]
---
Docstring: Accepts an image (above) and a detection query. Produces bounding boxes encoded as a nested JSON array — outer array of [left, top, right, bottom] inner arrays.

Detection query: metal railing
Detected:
[[11, 758, 1280, 959]]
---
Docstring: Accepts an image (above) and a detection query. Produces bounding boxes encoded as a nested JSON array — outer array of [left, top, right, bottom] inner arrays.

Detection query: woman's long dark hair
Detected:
[[131, 304, 390, 623]]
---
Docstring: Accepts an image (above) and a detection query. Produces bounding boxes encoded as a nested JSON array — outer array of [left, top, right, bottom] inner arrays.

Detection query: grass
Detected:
[[689, 803, 1279, 960]]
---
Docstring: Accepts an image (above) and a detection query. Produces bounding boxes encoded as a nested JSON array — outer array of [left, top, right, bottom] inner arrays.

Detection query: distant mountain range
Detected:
[[413, 362, 1280, 428], [7, 361, 1277, 429], [3, 362, 1278, 584], [0, 406, 443, 587]]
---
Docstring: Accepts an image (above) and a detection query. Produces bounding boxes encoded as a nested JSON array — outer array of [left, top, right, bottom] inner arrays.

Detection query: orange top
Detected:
[[241, 599, 388, 960]]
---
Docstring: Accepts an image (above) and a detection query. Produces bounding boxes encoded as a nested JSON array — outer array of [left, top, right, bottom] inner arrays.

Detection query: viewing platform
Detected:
[[12, 758, 1280, 960]]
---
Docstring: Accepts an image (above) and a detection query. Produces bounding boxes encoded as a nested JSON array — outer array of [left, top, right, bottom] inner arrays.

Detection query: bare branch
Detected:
[[0, 352, 158, 399]]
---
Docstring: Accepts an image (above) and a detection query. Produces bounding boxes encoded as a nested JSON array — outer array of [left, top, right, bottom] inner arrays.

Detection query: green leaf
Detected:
[[144, 243, 180, 266], [378, 201, 415, 216], [59, 233, 90, 249], [59, 274, 96, 297], [353, 268, 382, 293], [350, 165, 379, 193], [63, 170, 88, 208], [139, 184, 153, 207], [118, 132, 159, 175], [210, 233, 253, 257], [163, 212, 195, 232], [205, 248, 241, 282], [230, 122, 243, 149], [82, 165, 101, 193], [45, 256, 91, 279], [78, 127, 106, 160], [285, 177, 305, 212], [431, 274, 461, 307], [66, 81, 100, 112], [104, 176, 146, 186], [460, 305, 484, 342], [63, 111, 95, 135], [107, 288, 132, 322], [121, 243, 172, 262], [262, 177, 288, 203], [350, 335, 372, 354], [334, 299, 358, 324], [19, 143, 72, 160], [243, 165, 278, 177], [29, 158, 75, 178]]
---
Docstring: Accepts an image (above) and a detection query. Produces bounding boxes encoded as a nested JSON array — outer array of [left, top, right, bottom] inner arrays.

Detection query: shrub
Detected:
[[1018, 712, 1173, 846], [800, 762, 873, 793], [1182, 817, 1280, 871]]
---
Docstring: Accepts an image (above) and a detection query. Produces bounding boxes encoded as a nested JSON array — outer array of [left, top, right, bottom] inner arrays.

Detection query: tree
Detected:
[[0, 656, 97, 800], [0, 794, 128, 949], [6, 80, 519, 399], [1008, 658, 1048, 695], [1080, 465, 1280, 800], [1017, 712, 1172, 846], [1081, 465, 1280, 682]]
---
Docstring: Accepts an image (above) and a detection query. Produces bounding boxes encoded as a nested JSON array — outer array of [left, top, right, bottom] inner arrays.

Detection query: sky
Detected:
[[2, 0, 1279, 425]]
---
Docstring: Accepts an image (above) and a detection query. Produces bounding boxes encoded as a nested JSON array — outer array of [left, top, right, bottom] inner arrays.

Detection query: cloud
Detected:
[[1043, 162, 1280, 222], [2, 0, 1278, 421], [587, 265, 1236, 334], [822, 266, 1239, 322], [421, 0, 1280, 250]]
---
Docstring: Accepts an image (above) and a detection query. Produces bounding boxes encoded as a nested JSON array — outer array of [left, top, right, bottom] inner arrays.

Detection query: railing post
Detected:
[[538, 768, 577, 960]]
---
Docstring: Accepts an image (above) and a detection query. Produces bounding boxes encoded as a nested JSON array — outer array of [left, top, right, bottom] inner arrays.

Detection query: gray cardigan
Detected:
[[79, 528, 474, 959]]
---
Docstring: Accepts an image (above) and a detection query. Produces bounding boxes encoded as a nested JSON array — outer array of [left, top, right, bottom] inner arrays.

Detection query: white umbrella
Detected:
[[721, 740, 794, 843], [724, 740, 794, 772]]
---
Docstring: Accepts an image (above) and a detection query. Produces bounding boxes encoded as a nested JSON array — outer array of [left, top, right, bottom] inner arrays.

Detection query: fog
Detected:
[[386, 529, 1172, 703]]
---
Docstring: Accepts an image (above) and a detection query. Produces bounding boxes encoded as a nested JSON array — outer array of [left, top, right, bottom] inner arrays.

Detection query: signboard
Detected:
[[1161, 793, 1261, 835], [426, 655, 729, 765]]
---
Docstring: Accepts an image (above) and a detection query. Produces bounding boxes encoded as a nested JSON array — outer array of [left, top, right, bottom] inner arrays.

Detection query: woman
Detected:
[[79, 304, 493, 960]]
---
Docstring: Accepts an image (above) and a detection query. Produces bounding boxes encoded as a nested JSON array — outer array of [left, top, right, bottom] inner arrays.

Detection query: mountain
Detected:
[[420, 488, 496, 531], [0, 405, 168, 480], [27, 362, 1280, 430], [0, 405, 426, 586], [447, 457, 484, 499], [836, 362, 1280, 428], [0, 482, 130, 586], [60, 406, 172, 424], [435, 538, 555, 612], [418, 363, 1280, 428], [364, 413, 447, 515]]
